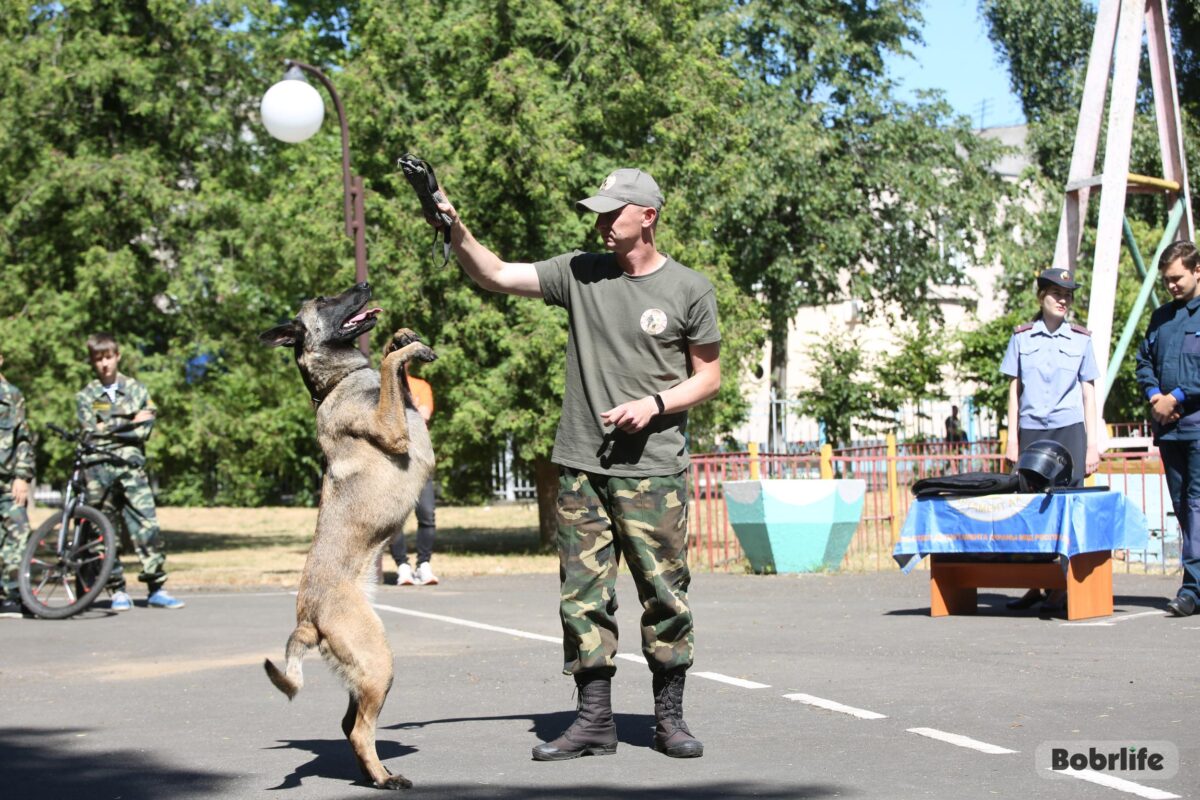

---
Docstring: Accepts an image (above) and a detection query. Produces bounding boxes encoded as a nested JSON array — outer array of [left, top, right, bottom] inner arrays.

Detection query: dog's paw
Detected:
[[377, 773, 413, 791], [385, 328, 421, 355], [412, 344, 436, 363]]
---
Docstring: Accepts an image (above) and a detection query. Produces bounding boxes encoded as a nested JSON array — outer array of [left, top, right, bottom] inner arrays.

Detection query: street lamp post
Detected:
[[261, 59, 370, 354]]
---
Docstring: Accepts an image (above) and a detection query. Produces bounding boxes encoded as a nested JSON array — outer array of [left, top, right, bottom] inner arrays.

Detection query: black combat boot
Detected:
[[531, 673, 618, 761], [653, 667, 703, 758]]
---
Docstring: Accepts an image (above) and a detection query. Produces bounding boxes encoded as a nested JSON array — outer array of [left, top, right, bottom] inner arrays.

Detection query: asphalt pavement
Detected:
[[1, 570, 1195, 799]]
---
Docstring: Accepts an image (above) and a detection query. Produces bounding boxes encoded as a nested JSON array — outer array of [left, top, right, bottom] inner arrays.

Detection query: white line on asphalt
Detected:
[[371, 602, 561, 643], [906, 727, 1016, 754], [1048, 768, 1181, 799], [1063, 610, 1167, 627], [784, 693, 886, 719], [371, 596, 1185, 794], [692, 672, 770, 689], [182, 591, 297, 598]]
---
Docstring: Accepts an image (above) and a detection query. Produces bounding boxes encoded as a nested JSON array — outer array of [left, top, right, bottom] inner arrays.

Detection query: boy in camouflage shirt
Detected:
[[77, 333, 183, 610], [0, 353, 34, 618]]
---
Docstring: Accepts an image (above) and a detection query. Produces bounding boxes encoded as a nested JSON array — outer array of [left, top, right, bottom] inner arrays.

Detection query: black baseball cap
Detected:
[[1037, 268, 1079, 290]]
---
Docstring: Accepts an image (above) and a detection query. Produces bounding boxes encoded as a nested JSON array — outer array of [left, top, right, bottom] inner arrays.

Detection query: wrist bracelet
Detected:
[[653, 393, 665, 414]]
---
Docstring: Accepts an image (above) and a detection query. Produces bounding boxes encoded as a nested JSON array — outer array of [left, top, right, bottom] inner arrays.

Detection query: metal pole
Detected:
[[285, 59, 370, 355], [1103, 197, 1187, 406], [1122, 216, 1160, 307]]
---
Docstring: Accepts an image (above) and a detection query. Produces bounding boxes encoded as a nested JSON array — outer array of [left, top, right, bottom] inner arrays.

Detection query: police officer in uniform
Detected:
[[1135, 240, 1200, 617], [1001, 268, 1101, 609]]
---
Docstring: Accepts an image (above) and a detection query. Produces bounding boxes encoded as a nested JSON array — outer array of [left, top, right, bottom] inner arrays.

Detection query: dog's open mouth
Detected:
[[341, 306, 382, 332]]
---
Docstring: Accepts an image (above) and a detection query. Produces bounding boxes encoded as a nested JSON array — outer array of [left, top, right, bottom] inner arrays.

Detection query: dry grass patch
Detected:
[[30, 503, 555, 589]]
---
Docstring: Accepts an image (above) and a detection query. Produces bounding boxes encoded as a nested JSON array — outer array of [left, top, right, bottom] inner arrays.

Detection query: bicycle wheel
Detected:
[[19, 505, 117, 620]]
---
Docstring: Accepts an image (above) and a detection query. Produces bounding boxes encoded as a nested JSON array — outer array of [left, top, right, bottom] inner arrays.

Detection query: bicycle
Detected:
[[18, 423, 123, 619]]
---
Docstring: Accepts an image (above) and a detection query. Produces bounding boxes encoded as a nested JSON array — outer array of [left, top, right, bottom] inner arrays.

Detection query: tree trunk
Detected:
[[768, 317, 789, 453], [533, 456, 559, 550]]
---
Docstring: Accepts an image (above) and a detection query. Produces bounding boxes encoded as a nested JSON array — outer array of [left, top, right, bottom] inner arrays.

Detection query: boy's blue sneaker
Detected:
[[147, 589, 185, 610], [110, 591, 133, 612]]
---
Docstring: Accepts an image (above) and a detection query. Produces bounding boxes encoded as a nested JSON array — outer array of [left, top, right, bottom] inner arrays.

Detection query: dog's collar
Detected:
[[305, 364, 373, 411]]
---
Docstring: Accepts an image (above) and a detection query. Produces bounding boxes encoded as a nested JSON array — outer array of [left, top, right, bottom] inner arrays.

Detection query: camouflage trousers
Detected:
[[0, 485, 31, 598], [85, 464, 167, 592], [556, 467, 693, 676]]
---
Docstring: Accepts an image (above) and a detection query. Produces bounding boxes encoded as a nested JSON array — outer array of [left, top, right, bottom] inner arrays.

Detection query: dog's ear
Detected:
[[260, 320, 303, 348]]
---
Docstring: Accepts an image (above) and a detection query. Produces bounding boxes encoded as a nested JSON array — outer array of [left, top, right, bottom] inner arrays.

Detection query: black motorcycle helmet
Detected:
[[1016, 439, 1074, 491]]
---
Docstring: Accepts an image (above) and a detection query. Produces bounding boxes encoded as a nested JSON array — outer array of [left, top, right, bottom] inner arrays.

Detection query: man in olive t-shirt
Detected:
[[428, 168, 720, 762]]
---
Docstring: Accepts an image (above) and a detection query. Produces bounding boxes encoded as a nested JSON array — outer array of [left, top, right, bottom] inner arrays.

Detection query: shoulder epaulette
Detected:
[[1070, 323, 1091, 336], [1013, 323, 1034, 333]]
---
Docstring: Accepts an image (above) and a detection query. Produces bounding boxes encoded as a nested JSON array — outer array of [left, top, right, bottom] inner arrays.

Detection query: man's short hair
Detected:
[[86, 332, 120, 358], [1158, 240, 1199, 271]]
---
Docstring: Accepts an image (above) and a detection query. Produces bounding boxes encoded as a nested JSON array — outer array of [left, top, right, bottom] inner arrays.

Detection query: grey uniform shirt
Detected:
[[534, 251, 721, 477], [1000, 319, 1100, 430]]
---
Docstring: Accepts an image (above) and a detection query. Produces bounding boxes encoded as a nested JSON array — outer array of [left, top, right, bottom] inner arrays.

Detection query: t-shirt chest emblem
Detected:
[[640, 308, 668, 335]]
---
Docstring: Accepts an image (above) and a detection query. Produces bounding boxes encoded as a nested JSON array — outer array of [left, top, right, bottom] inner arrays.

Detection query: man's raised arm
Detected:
[[434, 196, 542, 298]]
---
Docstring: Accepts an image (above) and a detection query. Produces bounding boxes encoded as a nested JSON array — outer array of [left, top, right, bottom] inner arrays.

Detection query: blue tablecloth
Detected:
[[893, 491, 1150, 574]]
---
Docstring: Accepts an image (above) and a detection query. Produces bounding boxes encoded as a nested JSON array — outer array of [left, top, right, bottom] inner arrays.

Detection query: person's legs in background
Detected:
[[388, 526, 414, 585], [1162, 440, 1200, 616], [1156, 441, 1195, 618], [390, 478, 437, 586], [413, 478, 438, 585]]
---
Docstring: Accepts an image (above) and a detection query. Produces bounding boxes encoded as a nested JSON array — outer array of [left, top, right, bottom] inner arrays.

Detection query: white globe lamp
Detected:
[[261, 75, 325, 143]]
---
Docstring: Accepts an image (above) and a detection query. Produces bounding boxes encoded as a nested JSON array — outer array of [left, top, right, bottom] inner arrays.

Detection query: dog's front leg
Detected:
[[369, 329, 435, 455]]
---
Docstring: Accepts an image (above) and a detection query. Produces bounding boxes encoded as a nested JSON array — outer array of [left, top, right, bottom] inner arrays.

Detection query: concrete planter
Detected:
[[723, 479, 868, 573]]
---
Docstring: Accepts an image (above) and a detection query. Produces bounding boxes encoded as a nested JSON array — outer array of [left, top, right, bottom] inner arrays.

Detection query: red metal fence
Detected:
[[687, 440, 1179, 576]]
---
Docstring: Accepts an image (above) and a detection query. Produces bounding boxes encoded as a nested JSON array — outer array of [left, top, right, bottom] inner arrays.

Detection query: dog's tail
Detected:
[[264, 621, 318, 700]]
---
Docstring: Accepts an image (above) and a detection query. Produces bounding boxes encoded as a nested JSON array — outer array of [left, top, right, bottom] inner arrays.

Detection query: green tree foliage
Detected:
[[336, 0, 764, 541], [0, 0, 1025, 518], [0, 0, 339, 503], [955, 311, 1026, 421], [978, 0, 1200, 429], [875, 320, 946, 413], [794, 329, 899, 448], [715, 0, 1013, 404]]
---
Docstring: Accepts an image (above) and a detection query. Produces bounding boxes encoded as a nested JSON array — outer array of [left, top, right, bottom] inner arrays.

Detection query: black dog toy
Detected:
[[397, 153, 453, 267]]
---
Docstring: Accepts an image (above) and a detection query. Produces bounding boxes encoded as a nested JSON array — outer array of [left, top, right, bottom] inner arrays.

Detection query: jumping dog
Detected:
[[260, 282, 435, 790]]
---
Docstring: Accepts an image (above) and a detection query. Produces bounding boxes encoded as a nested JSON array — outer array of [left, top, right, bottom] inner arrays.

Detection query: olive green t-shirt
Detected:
[[534, 251, 721, 477]]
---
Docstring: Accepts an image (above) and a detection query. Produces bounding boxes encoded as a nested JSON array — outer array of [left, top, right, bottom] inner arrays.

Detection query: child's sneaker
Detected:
[[110, 591, 133, 612], [415, 562, 439, 586], [147, 589, 185, 609], [396, 563, 415, 586], [0, 596, 26, 619]]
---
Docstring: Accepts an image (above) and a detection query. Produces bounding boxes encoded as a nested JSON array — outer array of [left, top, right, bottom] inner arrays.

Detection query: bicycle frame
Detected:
[[19, 425, 135, 619], [50, 452, 88, 560]]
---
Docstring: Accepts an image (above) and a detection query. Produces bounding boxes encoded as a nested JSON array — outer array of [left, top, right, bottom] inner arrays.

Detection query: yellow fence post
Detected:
[[887, 433, 901, 546], [998, 428, 1008, 457], [819, 444, 833, 480], [748, 441, 760, 481]]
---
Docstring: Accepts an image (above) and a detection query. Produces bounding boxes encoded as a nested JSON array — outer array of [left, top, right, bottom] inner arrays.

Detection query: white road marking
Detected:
[[371, 605, 773, 690], [692, 672, 770, 689], [183, 591, 297, 598], [371, 602, 560, 643], [369, 595, 1184, 796], [1063, 610, 1168, 627], [1049, 768, 1181, 799], [906, 727, 1016, 754], [784, 693, 886, 719]]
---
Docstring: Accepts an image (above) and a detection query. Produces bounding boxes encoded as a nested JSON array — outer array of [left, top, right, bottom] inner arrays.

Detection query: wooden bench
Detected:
[[929, 551, 1113, 620]]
